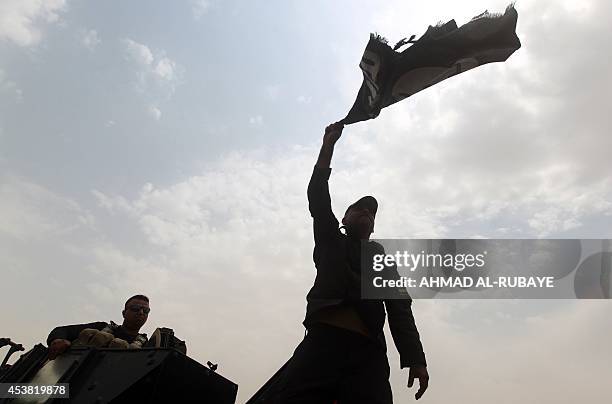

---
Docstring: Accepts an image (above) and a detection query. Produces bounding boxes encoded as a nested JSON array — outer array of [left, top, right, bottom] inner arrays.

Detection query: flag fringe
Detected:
[[471, 2, 516, 21], [370, 33, 389, 45]]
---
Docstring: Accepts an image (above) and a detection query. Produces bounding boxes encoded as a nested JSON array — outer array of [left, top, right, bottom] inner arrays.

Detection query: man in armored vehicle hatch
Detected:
[[46, 294, 150, 360]]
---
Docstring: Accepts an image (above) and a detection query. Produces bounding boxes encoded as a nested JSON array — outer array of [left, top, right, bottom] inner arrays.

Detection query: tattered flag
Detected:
[[341, 4, 521, 125]]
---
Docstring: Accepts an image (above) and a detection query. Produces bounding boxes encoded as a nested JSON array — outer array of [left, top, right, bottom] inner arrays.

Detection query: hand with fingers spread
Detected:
[[408, 365, 429, 400]]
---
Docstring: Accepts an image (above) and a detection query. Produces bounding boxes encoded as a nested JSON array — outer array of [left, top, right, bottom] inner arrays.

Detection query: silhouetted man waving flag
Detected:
[[342, 4, 521, 124], [260, 123, 428, 404]]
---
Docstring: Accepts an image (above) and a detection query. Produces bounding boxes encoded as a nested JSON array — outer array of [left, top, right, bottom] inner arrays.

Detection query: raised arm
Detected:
[[307, 123, 344, 237], [315, 122, 344, 169]]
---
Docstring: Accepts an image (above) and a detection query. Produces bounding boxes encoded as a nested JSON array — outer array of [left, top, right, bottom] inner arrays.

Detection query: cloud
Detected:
[[296, 95, 312, 104], [249, 115, 263, 126], [123, 38, 154, 66], [122, 38, 182, 99], [92, 148, 313, 250], [0, 175, 94, 241], [0, 0, 67, 47], [264, 84, 281, 101], [81, 29, 100, 51], [148, 105, 161, 121], [191, 0, 211, 20], [0, 69, 24, 103], [152, 57, 177, 81]]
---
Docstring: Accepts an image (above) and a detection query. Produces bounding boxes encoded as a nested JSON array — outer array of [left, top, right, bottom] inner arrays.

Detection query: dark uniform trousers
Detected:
[[273, 323, 393, 404]]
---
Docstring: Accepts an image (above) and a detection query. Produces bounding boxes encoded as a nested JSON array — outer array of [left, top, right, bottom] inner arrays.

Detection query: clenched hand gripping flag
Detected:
[[341, 4, 521, 124]]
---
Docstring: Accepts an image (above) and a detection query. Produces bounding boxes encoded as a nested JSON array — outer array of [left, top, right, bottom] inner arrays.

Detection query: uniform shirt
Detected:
[[46, 321, 147, 345]]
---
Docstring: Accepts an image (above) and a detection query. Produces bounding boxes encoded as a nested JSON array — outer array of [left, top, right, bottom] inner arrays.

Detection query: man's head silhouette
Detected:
[[342, 195, 377, 239]]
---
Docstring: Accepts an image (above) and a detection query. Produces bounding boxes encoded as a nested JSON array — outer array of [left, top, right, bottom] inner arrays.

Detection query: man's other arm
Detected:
[[386, 298, 429, 399], [46, 321, 107, 345], [376, 242, 429, 400], [46, 321, 107, 359], [386, 298, 427, 368]]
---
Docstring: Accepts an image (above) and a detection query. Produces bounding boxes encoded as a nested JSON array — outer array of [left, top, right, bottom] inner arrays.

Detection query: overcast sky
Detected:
[[1, 0, 611, 402]]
